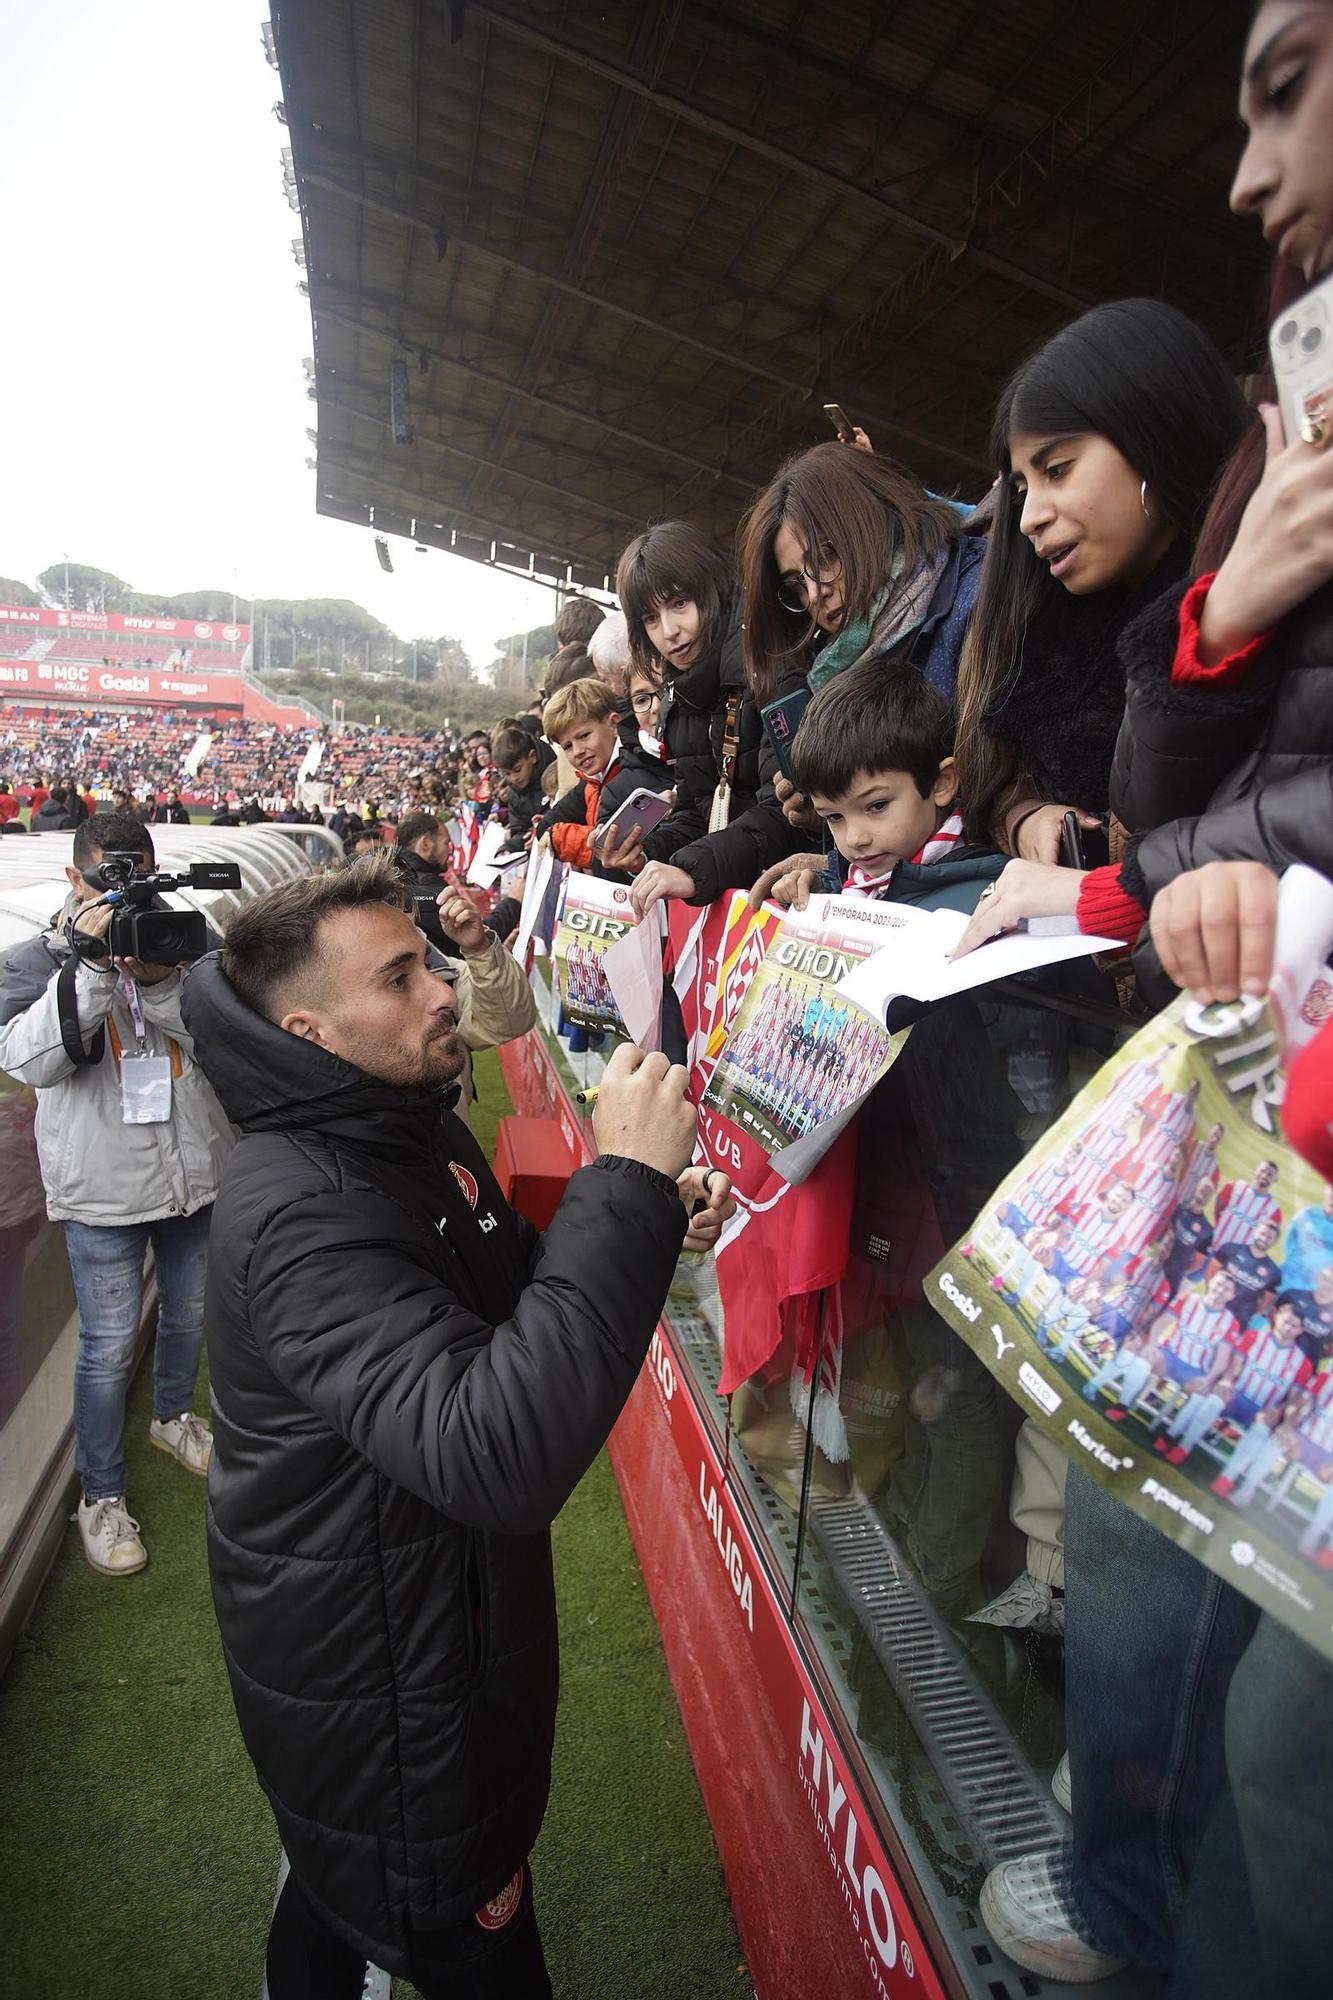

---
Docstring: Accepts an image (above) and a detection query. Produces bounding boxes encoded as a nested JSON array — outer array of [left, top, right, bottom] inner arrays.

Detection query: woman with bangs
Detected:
[[598, 521, 764, 881], [630, 443, 983, 915]]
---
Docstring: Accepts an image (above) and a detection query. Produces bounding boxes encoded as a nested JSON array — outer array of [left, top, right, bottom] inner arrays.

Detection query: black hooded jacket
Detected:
[[178, 955, 686, 1974], [1109, 577, 1333, 1002]]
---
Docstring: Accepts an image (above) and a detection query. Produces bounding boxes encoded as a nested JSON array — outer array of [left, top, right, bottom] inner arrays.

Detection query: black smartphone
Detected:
[[760, 686, 812, 785], [1060, 810, 1110, 870], [823, 401, 855, 442]]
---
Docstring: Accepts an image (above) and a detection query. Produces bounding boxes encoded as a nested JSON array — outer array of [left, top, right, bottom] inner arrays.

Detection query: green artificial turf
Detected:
[[0, 1050, 745, 1999]]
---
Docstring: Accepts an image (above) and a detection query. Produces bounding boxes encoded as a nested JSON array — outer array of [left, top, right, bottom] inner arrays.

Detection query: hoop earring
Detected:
[[1140, 480, 1153, 520]]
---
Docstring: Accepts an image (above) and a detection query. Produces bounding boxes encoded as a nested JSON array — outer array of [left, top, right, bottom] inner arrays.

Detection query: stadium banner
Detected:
[[0, 604, 249, 642], [0, 659, 245, 707], [926, 866, 1333, 1664]]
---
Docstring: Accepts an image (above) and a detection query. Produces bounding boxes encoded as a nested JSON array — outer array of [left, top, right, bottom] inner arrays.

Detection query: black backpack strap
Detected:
[[56, 952, 106, 1068]]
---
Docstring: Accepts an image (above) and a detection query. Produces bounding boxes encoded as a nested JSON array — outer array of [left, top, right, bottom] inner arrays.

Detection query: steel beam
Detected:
[[327, 371, 686, 508], [305, 180, 987, 475], [317, 451, 615, 571], [462, 0, 1093, 313], [303, 169, 812, 392], [312, 292, 756, 488], [326, 395, 648, 528]]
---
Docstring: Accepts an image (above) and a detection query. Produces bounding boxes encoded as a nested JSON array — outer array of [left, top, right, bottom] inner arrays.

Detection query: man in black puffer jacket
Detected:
[[179, 853, 729, 1999]]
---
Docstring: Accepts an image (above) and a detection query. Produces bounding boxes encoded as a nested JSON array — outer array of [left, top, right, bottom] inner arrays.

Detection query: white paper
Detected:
[[601, 907, 664, 1051], [514, 843, 556, 960], [465, 818, 510, 887], [835, 903, 1124, 1018]]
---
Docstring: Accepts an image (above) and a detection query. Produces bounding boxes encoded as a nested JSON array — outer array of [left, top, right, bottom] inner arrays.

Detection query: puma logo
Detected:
[[991, 1324, 1015, 1362]]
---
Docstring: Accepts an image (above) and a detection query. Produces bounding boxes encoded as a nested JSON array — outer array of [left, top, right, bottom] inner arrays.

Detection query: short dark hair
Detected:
[[221, 851, 411, 1020], [554, 596, 606, 648], [790, 661, 953, 801], [492, 725, 536, 768], [617, 521, 734, 680], [395, 810, 443, 850], [73, 812, 153, 872]]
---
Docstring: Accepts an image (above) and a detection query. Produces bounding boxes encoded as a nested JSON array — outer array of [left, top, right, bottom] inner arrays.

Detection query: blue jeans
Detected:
[[1064, 1469, 1261, 1985], [64, 1206, 212, 1501], [1217, 1614, 1333, 1997]]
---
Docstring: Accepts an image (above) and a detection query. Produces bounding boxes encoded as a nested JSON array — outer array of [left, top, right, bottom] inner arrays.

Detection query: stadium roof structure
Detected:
[[269, 0, 1268, 596]]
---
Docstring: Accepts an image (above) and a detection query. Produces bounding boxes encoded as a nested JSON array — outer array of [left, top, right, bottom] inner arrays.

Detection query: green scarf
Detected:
[[806, 547, 948, 693]]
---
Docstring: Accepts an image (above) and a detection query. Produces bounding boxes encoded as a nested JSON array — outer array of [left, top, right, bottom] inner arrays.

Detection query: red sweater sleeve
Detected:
[[1172, 572, 1276, 689], [1077, 866, 1145, 946]]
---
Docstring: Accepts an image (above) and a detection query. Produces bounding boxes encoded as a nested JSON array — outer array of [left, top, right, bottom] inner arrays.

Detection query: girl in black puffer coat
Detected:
[[601, 521, 763, 884]]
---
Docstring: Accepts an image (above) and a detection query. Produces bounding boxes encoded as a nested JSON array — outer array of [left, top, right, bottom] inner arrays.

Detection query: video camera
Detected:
[[69, 851, 242, 965]]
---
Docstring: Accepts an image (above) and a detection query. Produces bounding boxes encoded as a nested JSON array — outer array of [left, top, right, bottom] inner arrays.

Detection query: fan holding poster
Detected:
[[702, 893, 912, 1181], [927, 866, 1333, 1664]]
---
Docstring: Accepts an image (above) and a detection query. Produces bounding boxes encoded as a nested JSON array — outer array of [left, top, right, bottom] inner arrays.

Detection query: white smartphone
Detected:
[[1269, 270, 1333, 444]]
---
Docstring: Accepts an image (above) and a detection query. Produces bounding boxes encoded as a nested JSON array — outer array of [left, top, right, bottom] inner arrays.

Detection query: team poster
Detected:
[[702, 893, 910, 1181], [926, 991, 1333, 1663], [552, 870, 636, 1034]]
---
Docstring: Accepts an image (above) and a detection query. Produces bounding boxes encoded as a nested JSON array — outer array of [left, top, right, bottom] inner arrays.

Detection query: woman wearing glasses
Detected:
[[631, 443, 983, 916]]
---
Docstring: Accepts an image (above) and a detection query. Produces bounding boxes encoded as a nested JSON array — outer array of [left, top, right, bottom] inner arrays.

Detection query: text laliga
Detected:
[[799, 1702, 904, 1980], [697, 1461, 755, 1630]]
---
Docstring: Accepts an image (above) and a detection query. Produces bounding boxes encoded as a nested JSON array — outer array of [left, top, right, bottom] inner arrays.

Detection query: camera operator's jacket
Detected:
[[0, 897, 234, 1225], [179, 954, 687, 1975]]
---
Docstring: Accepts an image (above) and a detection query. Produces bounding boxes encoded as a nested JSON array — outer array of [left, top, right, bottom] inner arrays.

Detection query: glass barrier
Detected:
[[650, 960, 1155, 1997]]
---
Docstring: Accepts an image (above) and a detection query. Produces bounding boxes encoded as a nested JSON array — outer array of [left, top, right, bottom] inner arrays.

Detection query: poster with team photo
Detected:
[[702, 894, 911, 1180], [926, 978, 1333, 1664], [551, 870, 637, 1034]]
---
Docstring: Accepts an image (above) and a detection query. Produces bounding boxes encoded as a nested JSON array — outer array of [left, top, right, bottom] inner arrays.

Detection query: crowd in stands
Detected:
[[0, 709, 494, 828], [3, 10, 1333, 1992]]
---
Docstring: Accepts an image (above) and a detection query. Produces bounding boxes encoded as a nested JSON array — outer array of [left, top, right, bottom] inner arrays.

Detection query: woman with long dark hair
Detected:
[[977, 7, 1333, 1991], [600, 521, 763, 884], [951, 297, 1251, 868], [628, 444, 984, 915]]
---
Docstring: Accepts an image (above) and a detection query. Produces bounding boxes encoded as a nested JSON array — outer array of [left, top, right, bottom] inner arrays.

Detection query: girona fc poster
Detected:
[[702, 893, 910, 1183], [927, 867, 1333, 1663], [551, 871, 637, 1033]]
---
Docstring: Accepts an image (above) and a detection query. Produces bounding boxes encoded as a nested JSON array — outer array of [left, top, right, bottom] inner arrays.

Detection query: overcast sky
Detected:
[[0, 1, 562, 670]]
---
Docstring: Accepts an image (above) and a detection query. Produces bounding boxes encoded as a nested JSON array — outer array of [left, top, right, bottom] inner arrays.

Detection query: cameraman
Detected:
[[0, 812, 233, 1577]]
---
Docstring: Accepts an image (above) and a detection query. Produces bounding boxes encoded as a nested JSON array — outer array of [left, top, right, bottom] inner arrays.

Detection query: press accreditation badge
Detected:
[[120, 1053, 172, 1124]]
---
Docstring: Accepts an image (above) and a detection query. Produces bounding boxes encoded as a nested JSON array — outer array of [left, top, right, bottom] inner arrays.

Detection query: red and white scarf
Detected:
[[843, 810, 964, 898]]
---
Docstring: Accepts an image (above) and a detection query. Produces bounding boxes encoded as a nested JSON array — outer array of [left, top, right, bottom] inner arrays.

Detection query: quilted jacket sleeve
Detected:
[[245, 1155, 686, 1535]]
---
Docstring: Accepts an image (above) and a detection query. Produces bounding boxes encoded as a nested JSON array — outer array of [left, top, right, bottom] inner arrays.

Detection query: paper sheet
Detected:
[[835, 904, 1123, 1018], [514, 843, 556, 960], [602, 907, 665, 1051]]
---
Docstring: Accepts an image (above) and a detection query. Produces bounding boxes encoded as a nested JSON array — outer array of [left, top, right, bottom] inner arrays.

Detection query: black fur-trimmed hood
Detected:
[[984, 550, 1188, 813]]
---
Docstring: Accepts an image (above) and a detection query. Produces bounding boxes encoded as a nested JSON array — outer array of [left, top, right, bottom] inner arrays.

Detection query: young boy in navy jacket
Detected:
[[771, 658, 1002, 914]]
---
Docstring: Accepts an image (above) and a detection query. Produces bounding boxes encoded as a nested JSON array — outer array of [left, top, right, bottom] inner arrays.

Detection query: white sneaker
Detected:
[[1052, 1749, 1073, 1814], [980, 1846, 1127, 1983], [150, 1411, 212, 1477], [77, 1495, 148, 1576]]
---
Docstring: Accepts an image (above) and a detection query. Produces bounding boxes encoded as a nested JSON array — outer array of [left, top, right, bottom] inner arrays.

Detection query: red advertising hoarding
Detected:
[[0, 603, 250, 643], [0, 658, 244, 708]]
